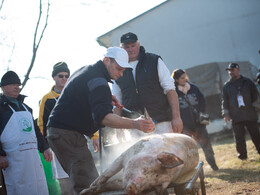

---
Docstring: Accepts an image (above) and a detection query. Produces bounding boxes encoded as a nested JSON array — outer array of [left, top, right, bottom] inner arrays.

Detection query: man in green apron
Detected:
[[38, 62, 74, 195], [0, 71, 53, 195]]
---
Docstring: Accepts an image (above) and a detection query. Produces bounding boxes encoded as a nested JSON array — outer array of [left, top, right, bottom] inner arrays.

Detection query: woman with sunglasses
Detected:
[[172, 69, 219, 171]]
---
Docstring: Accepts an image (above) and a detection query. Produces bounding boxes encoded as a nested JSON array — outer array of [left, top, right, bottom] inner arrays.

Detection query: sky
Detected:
[[0, 0, 165, 117]]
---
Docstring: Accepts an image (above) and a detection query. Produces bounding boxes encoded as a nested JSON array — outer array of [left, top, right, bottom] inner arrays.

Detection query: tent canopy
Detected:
[[185, 61, 257, 97]]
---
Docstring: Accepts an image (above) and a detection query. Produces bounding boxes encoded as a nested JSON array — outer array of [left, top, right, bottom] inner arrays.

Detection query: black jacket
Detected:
[[222, 75, 258, 123], [176, 83, 206, 130], [47, 60, 113, 136], [0, 94, 49, 156]]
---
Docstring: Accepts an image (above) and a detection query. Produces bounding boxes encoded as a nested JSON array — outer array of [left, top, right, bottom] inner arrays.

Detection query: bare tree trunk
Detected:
[[20, 0, 50, 91], [6, 43, 16, 71], [0, 0, 4, 12]]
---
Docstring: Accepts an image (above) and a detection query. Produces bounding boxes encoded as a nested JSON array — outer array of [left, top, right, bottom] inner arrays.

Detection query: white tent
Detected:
[[185, 61, 257, 97]]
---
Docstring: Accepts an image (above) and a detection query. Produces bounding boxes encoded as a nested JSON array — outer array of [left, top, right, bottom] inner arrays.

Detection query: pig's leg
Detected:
[[93, 155, 125, 186], [80, 155, 125, 195], [80, 178, 123, 195]]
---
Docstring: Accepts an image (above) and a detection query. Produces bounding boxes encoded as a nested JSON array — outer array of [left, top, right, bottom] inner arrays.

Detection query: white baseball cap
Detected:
[[104, 47, 132, 69]]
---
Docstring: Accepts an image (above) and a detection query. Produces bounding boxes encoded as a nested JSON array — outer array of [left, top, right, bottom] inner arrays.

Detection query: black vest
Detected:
[[116, 46, 172, 122]]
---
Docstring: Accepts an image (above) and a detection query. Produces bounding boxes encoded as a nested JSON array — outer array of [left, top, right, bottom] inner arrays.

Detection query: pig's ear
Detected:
[[157, 152, 184, 168]]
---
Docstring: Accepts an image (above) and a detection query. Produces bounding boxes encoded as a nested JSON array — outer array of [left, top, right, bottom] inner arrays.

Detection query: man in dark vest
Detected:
[[112, 32, 183, 140]]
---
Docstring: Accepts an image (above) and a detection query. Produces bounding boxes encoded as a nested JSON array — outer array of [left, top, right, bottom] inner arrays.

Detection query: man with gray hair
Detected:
[[112, 32, 183, 140]]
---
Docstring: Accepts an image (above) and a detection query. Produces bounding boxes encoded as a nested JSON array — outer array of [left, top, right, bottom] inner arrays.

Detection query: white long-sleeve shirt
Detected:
[[112, 58, 175, 104]]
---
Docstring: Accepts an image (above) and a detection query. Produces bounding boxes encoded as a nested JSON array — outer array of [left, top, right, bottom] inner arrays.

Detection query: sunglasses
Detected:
[[58, 74, 69, 79]]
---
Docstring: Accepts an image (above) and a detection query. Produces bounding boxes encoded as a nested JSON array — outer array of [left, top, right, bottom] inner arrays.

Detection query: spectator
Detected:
[[0, 71, 52, 194], [38, 62, 77, 194], [46, 47, 154, 194], [254, 70, 260, 123], [222, 63, 260, 160], [256, 70, 260, 93], [112, 32, 182, 138], [256, 71, 260, 85], [172, 69, 219, 171]]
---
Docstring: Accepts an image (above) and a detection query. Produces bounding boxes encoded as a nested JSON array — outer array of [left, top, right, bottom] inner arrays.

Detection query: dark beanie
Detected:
[[172, 69, 186, 80], [52, 62, 70, 77], [0, 71, 21, 87]]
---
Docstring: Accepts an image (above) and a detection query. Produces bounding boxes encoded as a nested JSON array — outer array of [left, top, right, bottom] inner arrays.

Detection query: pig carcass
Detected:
[[81, 133, 199, 195]]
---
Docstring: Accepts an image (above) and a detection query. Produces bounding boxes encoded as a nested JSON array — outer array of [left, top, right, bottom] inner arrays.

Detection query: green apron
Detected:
[[39, 152, 61, 195]]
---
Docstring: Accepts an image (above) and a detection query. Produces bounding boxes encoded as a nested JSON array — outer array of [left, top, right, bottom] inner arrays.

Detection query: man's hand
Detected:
[[224, 114, 231, 123], [92, 138, 99, 153], [166, 90, 183, 133], [112, 95, 119, 106], [0, 156, 8, 170], [134, 116, 155, 133], [43, 149, 53, 162], [171, 117, 183, 133]]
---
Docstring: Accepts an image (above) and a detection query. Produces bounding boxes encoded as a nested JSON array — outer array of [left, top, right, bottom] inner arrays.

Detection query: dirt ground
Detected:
[[196, 134, 260, 195]]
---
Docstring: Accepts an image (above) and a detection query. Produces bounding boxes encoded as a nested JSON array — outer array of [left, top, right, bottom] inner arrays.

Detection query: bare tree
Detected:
[[6, 43, 15, 71], [20, 0, 50, 91], [0, 0, 4, 12]]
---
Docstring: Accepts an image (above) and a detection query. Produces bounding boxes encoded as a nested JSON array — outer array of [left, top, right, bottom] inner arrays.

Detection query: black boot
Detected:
[[210, 163, 219, 171]]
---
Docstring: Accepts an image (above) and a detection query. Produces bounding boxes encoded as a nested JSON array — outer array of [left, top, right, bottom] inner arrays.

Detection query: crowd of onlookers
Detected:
[[0, 32, 260, 195]]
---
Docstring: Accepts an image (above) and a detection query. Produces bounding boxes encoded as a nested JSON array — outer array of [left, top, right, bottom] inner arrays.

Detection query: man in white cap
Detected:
[[46, 47, 154, 194]]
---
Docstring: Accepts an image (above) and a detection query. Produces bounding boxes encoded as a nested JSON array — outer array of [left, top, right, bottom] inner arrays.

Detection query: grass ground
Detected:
[[198, 134, 260, 195]]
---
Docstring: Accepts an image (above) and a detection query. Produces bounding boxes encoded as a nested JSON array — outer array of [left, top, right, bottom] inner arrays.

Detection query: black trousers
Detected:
[[232, 121, 260, 159], [182, 125, 217, 169]]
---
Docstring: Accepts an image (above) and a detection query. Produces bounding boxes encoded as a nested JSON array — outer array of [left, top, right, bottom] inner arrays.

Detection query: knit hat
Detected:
[[0, 71, 21, 87], [172, 69, 186, 80], [52, 62, 70, 77]]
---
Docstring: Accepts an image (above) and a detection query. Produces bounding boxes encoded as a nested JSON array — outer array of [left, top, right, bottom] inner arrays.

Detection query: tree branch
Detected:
[[21, 0, 50, 91], [0, 0, 4, 12], [7, 43, 16, 71]]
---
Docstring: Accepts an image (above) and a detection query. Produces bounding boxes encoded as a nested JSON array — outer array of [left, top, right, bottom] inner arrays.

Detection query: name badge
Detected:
[[237, 95, 245, 108]]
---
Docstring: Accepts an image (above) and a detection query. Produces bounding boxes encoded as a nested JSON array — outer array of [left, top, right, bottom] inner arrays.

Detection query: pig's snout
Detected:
[[126, 183, 137, 195]]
